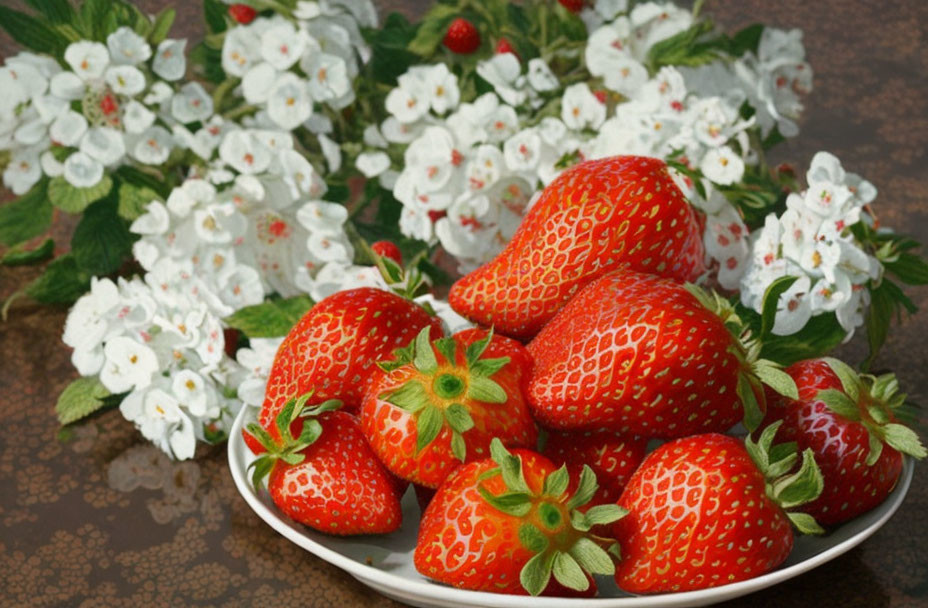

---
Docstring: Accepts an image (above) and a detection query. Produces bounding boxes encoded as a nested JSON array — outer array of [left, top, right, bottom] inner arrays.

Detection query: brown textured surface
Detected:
[[1, 0, 927, 606]]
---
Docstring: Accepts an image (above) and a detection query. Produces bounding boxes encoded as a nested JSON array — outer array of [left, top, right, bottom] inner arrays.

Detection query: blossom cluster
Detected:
[[1, 28, 195, 193], [740, 152, 881, 338]]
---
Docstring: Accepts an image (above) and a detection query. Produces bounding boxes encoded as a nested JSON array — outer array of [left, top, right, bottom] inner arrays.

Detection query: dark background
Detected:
[[1, 0, 926, 606]]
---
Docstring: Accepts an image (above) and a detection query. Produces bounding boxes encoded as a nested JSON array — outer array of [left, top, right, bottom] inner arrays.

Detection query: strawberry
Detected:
[[495, 37, 518, 59], [255, 288, 441, 449], [415, 439, 625, 596], [361, 327, 537, 488], [443, 18, 481, 55], [527, 269, 797, 437], [370, 240, 403, 265], [228, 3, 257, 24], [558, 0, 585, 13], [449, 156, 705, 340], [246, 394, 404, 535], [764, 358, 926, 525], [542, 429, 648, 508], [615, 427, 824, 593]]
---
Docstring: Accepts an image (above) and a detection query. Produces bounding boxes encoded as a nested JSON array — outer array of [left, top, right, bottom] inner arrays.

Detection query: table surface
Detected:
[[1, 1, 927, 606]]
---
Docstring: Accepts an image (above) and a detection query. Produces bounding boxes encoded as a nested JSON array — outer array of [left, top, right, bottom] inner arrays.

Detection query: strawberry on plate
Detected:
[[527, 269, 797, 437], [246, 393, 405, 536], [615, 425, 824, 593], [415, 439, 626, 596], [361, 327, 537, 488], [255, 288, 442, 449], [764, 357, 926, 525], [449, 156, 705, 340]]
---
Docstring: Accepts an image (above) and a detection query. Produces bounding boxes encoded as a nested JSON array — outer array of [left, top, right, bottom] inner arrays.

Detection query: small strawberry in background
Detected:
[[765, 357, 926, 525], [361, 327, 537, 488], [245, 393, 405, 535], [415, 439, 626, 596], [527, 269, 798, 438], [228, 3, 257, 24], [615, 424, 824, 593], [443, 18, 481, 54], [557, 0, 585, 13], [370, 240, 403, 266]]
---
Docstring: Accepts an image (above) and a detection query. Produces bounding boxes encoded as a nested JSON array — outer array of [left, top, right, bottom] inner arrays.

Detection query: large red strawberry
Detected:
[[527, 269, 797, 437], [542, 429, 648, 508], [361, 327, 537, 488], [449, 156, 705, 340], [246, 394, 405, 535], [764, 358, 926, 525], [256, 288, 442, 448], [615, 427, 824, 593], [415, 439, 625, 596]]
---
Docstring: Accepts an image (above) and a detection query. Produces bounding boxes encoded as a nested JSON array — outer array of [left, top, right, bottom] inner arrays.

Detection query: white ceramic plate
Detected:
[[228, 405, 914, 608]]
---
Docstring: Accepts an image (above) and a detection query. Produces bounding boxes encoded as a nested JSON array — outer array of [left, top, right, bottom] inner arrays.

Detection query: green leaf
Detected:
[[0, 180, 52, 246], [737, 373, 765, 433], [467, 376, 507, 403], [48, 175, 113, 214], [245, 423, 276, 453], [224, 296, 314, 338], [149, 7, 175, 44], [772, 448, 824, 509], [470, 357, 509, 378], [882, 423, 927, 459], [866, 431, 884, 466], [543, 465, 569, 498], [450, 431, 466, 462], [384, 380, 430, 413], [26, 254, 90, 304], [478, 487, 533, 517], [406, 3, 458, 57], [788, 511, 825, 535], [465, 330, 493, 367], [753, 360, 798, 400], [883, 252, 928, 285], [71, 197, 134, 276], [248, 456, 275, 492], [433, 337, 458, 365], [490, 438, 530, 493], [203, 0, 228, 33], [518, 523, 549, 554], [567, 466, 598, 510], [822, 357, 861, 401], [759, 312, 848, 367], [0, 5, 68, 54], [117, 183, 162, 220], [25, 0, 75, 23], [647, 20, 720, 70], [552, 552, 588, 592], [416, 405, 444, 452], [864, 280, 897, 370], [520, 550, 555, 596], [366, 12, 420, 84], [444, 403, 474, 433], [760, 275, 799, 337], [583, 504, 628, 526], [568, 537, 615, 576], [56, 377, 111, 425], [728, 23, 764, 55], [816, 389, 860, 421], [413, 326, 438, 373], [2, 238, 54, 266]]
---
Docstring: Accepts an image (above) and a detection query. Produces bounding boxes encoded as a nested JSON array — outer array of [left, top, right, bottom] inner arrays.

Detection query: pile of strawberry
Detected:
[[243, 156, 925, 597]]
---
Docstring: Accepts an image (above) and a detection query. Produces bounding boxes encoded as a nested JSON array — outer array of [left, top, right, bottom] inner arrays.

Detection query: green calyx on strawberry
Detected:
[[683, 283, 799, 432], [362, 238, 433, 301], [744, 420, 825, 535], [814, 357, 927, 463], [246, 391, 342, 491], [378, 327, 511, 461], [479, 439, 626, 596]]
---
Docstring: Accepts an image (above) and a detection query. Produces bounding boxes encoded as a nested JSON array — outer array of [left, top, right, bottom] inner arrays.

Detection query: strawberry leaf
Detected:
[[469, 356, 510, 378], [753, 359, 798, 400], [736, 373, 765, 433], [520, 550, 555, 596], [518, 523, 549, 554], [465, 329, 494, 367], [866, 431, 884, 466], [788, 511, 825, 535], [583, 504, 627, 526], [552, 552, 588, 591], [490, 438, 530, 493], [772, 448, 824, 509], [244, 423, 276, 453], [542, 465, 569, 498], [384, 380, 429, 412], [567, 466, 598, 510], [467, 376, 507, 403], [415, 405, 443, 453], [881, 423, 927, 459], [478, 487, 533, 517], [568, 537, 615, 576], [413, 326, 438, 373], [817, 388, 860, 421], [444, 403, 474, 433], [434, 337, 458, 365], [450, 431, 466, 462], [823, 357, 861, 402], [248, 457, 275, 492]]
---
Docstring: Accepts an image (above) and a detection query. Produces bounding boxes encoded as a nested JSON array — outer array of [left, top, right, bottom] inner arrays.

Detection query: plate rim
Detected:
[[228, 404, 914, 608]]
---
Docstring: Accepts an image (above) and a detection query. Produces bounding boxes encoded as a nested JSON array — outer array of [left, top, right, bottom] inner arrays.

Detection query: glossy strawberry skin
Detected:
[[615, 434, 794, 593], [449, 156, 705, 340], [764, 359, 903, 525], [257, 288, 442, 447], [543, 429, 648, 506], [267, 411, 404, 535], [361, 329, 537, 488], [527, 270, 744, 438], [415, 449, 595, 597], [443, 18, 481, 54], [371, 240, 403, 265], [228, 3, 257, 24]]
